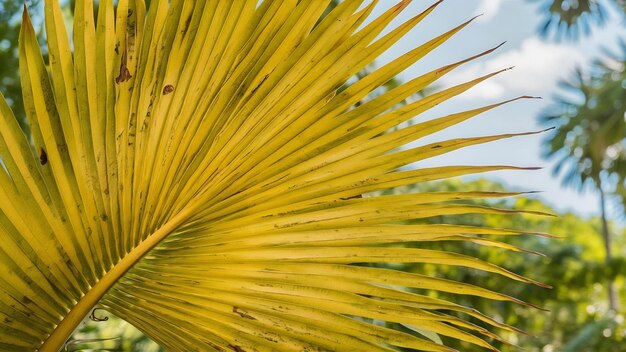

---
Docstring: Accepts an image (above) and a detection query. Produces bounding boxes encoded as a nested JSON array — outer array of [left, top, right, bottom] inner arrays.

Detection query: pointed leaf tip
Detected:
[[21, 3, 30, 22], [430, 0, 446, 9]]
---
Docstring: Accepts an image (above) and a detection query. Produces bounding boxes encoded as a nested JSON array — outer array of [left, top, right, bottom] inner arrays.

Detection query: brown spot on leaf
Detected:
[[340, 194, 362, 200], [250, 74, 269, 94], [116, 65, 132, 83], [228, 345, 245, 352], [39, 148, 47, 165], [163, 84, 175, 95], [233, 306, 256, 320], [115, 52, 132, 84]]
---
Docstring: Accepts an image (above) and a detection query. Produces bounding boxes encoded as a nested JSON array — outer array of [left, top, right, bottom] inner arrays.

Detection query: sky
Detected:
[[367, 0, 625, 218]]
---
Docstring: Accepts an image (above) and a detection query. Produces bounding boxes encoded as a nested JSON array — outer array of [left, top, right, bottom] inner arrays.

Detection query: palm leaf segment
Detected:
[[0, 0, 548, 351]]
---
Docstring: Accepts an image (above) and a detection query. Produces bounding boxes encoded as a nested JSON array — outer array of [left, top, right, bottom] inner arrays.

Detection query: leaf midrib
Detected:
[[37, 210, 190, 352]]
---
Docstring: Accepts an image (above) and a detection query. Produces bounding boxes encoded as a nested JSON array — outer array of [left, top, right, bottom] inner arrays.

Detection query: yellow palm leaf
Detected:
[[0, 1, 548, 351]]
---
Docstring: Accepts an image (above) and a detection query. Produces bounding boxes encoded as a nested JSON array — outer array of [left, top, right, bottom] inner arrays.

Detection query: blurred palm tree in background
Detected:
[[532, 0, 626, 313], [540, 49, 626, 311], [531, 0, 626, 39]]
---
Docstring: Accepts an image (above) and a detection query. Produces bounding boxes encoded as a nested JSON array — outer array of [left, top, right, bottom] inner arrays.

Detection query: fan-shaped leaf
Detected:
[[0, 1, 548, 351]]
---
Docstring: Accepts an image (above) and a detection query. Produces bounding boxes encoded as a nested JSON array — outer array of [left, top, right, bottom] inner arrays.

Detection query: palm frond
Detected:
[[0, 1, 547, 351]]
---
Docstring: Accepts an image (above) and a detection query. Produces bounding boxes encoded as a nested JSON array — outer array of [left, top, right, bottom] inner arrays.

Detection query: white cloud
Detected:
[[475, 0, 508, 21], [441, 37, 587, 100]]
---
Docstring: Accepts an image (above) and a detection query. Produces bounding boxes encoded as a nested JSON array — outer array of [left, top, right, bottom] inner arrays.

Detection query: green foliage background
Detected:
[[0, 0, 32, 130], [388, 178, 626, 351], [67, 178, 625, 352]]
